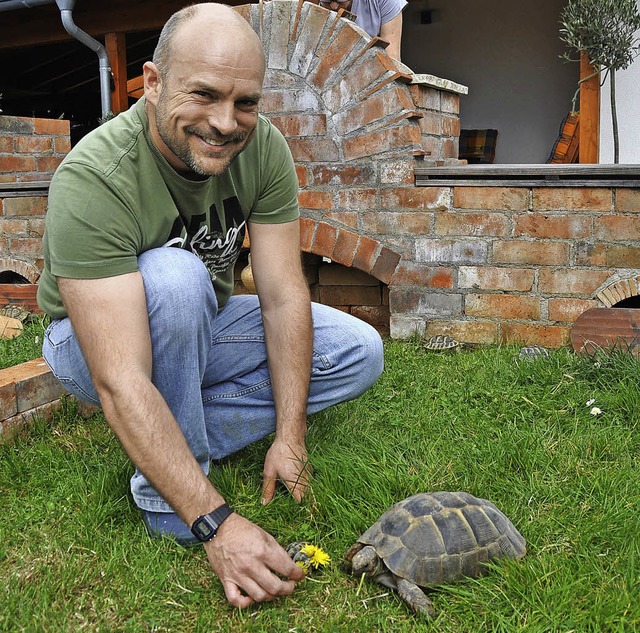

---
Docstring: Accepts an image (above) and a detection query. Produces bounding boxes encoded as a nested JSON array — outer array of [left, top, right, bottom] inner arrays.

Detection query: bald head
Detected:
[[153, 3, 265, 79]]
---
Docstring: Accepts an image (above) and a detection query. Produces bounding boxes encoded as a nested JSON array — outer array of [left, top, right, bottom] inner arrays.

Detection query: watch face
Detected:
[[192, 516, 215, 541]]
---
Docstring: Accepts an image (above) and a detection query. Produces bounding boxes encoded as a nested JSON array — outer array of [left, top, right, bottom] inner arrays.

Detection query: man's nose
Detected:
[[208, 103, 238, 136]]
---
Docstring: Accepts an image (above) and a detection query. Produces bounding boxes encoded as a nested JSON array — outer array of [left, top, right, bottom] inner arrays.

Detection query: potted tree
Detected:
[[560, 0, 640, 163]]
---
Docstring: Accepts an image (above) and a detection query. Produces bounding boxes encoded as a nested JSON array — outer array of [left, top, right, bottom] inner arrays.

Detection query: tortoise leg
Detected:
[[396, 578, 435, 618]]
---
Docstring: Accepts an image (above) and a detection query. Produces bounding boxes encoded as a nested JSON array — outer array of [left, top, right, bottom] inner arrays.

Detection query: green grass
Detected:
[[0, 317, 48, 369], [1, 337, 639, 632]]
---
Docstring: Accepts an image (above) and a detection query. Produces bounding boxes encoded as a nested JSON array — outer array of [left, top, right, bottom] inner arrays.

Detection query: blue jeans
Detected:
[[43, 248, 384, 513]]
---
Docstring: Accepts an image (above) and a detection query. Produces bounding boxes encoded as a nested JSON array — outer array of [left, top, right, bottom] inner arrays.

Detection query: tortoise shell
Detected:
[[423, 335, 460, 351], [0, 305, 31, 323], [356, 491, 526, 586]]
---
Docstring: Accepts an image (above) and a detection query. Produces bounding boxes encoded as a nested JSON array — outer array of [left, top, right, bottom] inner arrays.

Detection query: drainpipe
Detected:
[[0, 0, 55, 9], [55, 0, 112, 119]]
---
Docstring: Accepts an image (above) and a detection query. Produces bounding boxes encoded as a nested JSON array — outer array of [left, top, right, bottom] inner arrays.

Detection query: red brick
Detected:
[[538, 269, 611, 295], [313, 222, 338, 258], [548, 298, 599, 323], [493, 240, 570, 265], [352, 235, 380, 273], [391, 262, 455, 288], [261, 89, 322, 113], [28, 218, 46, 237], [343, 124, 422, 160], [459, 266, 535, 292], [295, 165, 309, 188], [408, 85, 440, 110], [307, 24, 363, 91], [0, 380, 17, 420], [576, 243, 640, 267], [1, 400, 63, 438], [380, 186, 449, 211], [417, 111, 442, 135], [371, 247, 401, 284], [289, 4, 333, 77], [299, 217, 316, 252], [533, 187, 611, 212], [435, 211, 509, 237], [323, 51, 398, 111], [3, 196, 47, 216], [595, 215, 640, 241], [8, 237, 42, 257], [441, 92, 460, 115], [310, 164, 375, 186], [287, 138, 340, 162], [34, 118, 70, 135], [441, 138, 458, 159], [514, 214, 590, 239], [0, 155, 36, 172], [453, 187, 528, 211], [266, 0, 292, 70], [37, 156, 64, 172], [333, 87, 415, 135], [15, 364, 66, 412], [323, 212, 358, 229], [615, 189, 640, 212], [15, 136, 53, 154], [54, 136, 72, 155], [442, 116, 461, 137], [0, 218, 28, 235], [331, 228, 359, 266], [268, 114, 327, 137], [361, 211, 432, 235], [502, 323, 570, 348], [465, 294, 540, 320], [0, 137, 14, 153], [379, 159, 414, 185], [319, 285, 381, 306], [336, 188, 378, 210], [298, 190, 333, 210]]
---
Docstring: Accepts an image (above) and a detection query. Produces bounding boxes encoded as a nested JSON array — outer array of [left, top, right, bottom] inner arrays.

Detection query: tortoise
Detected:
[[518, 345, 549, 360], [343, 491, 526, 618], [423, 335, 460, 351], [0, 304, 31, 323]]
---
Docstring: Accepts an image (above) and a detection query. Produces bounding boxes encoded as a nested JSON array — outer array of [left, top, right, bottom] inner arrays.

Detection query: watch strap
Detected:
[[190, 503, 234, 542]]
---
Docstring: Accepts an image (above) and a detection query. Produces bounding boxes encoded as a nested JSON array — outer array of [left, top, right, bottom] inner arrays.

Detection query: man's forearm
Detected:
[[98, 374, 224, 524]]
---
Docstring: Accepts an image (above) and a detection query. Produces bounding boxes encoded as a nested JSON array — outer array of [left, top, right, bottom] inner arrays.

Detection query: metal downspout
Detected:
[[55, 0, 112, 118]]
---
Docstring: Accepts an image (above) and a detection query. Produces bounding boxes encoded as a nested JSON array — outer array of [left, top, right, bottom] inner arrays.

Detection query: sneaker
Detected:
[[141, 509, 200, 546]]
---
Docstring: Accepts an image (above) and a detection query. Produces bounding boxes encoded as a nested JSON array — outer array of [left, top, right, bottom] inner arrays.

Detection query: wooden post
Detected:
[[105, 32, 129, 114], [579, 51, 600, 164]]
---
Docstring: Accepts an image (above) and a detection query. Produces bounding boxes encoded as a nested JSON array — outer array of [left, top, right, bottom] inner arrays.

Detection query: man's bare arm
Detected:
[[57, 273, 303, 607], [380, 12, 403, 61], [248, 219, 314, 504]]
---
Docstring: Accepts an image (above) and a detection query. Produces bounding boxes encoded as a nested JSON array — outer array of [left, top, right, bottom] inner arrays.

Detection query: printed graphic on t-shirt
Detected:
[[164, 196, 246, 281]]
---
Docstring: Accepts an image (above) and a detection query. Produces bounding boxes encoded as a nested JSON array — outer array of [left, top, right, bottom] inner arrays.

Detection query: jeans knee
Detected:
[[138, 248, 217, 322]]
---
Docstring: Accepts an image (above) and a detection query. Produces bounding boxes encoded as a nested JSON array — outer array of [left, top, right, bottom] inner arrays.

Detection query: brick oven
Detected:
[[2, 0, 640, 350]]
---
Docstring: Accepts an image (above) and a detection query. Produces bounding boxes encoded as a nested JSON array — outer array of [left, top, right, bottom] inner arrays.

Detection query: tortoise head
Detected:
[[350, 545, 385, 578]]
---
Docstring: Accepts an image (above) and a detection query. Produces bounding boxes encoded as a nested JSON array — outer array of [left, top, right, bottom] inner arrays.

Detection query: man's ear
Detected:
[[143, 61, 161, 106]]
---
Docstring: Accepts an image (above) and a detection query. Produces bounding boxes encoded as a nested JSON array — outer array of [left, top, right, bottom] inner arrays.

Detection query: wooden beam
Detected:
[[0, 0, 251, 50], [579, 51, 600, 164], [105, 32, 129, 114]]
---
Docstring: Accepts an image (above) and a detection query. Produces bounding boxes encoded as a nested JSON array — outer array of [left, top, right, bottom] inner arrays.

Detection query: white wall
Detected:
[[401, 0, 578, 164], [599, 0, 640, 164]]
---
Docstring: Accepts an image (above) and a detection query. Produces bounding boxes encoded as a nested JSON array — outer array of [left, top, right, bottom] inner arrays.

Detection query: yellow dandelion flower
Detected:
[[300, 543, 331, 569]]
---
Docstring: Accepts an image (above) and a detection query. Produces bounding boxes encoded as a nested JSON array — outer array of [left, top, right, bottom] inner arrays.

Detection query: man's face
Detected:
[[146, 36, 264, 177], [318, 0, 353, 12]]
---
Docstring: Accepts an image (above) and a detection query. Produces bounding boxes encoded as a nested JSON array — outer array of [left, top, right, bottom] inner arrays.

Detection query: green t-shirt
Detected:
[[37, 98, 299, 318]]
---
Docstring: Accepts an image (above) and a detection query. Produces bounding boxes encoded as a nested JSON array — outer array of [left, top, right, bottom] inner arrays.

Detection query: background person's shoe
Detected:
[[141, 509, 200, 546]]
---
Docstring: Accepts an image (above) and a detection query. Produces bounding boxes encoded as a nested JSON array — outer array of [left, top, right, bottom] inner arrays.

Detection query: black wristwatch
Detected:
[[190, 503, 234, 542]]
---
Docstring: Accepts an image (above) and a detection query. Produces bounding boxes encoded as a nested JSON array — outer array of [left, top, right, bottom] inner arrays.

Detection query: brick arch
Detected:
[[0, 258, 40, 283], [236, 0, 425, 161], [299, 218, 401, 284], [596, 276, 640, 307]]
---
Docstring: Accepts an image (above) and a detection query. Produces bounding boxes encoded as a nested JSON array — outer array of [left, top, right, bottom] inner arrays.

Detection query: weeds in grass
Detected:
[[1, 340, 639, 632]]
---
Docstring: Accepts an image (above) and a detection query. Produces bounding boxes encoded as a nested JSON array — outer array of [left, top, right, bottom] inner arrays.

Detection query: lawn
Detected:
[[1, 330, 639, 632]]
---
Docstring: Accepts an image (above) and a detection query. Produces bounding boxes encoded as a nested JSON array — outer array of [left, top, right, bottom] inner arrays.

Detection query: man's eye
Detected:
[[193, 91, 210, 98]]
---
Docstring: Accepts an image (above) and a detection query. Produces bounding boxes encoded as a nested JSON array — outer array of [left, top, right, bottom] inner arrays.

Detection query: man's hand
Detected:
[[261, 437, 311, 504], [205, 512, 305, 608]]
